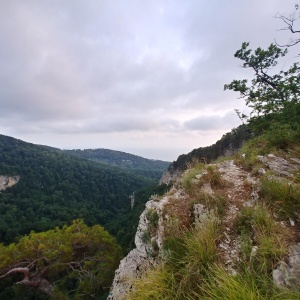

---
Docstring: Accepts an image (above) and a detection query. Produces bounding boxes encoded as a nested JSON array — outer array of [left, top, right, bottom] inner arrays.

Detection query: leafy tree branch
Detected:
[[224, 42, 300, 126]]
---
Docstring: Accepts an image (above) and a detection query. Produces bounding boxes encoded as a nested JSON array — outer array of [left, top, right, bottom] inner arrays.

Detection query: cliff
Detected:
[[108, 149, 300, 299]]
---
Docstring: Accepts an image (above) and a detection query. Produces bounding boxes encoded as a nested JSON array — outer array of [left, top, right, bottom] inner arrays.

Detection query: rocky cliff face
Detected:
[[107, 189, 185, 299], [0, 175, 20, 191], [108, 153, 300, 299], [159, 164, 181, 185]]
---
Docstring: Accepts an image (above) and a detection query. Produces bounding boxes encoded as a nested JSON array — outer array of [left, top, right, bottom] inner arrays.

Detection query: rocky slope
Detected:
[[108, 153, 300, 299]]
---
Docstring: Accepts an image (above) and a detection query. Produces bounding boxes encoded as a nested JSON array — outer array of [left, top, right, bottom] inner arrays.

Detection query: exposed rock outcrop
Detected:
[[273, 243, 300, 289], [159, 165, 181, 185], [108, 188, 188, 299], [107, 193, 169, 299], [0, 175, 20, 191], [257, 154, 300, 178], [109, 154, 300, 299]]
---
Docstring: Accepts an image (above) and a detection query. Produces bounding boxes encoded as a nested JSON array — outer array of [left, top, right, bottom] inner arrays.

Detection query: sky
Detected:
[[0, 0, 298, 161]]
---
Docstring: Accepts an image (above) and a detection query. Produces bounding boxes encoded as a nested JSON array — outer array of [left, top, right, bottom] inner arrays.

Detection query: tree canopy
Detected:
[[0, 220, 122, 299], [224, 42, 300, 133], [0, 134, 164, 249]]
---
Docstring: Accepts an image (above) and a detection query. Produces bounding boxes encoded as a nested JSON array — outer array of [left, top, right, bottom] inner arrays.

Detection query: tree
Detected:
[[0, 220, 122, 299], [275, 4, 300, 48], [224, 42, 300, 131]]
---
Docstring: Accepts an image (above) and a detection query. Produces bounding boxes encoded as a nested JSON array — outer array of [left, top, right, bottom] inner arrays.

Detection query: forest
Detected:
[[0, 134, 170, 298], [0, 134, 169, 247]]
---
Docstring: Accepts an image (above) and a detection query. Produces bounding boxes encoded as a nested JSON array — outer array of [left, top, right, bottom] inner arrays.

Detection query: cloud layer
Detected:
[[0, 0, 297, 160]]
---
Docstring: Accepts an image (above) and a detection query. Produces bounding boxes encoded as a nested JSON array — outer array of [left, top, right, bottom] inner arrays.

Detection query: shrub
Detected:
[[204, 165, 227, 188], [263, 123, 300, 150], [141, 228, 150, 243]]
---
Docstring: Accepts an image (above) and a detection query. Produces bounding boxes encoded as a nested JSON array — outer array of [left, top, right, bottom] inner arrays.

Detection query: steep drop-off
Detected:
[[109, 150, 300, 299]]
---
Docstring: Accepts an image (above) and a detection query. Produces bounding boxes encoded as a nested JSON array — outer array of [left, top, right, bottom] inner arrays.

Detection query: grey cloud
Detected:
[[184, 111, 241, 131], [0, 0, 296, 159], [3, 113, 181, 135]]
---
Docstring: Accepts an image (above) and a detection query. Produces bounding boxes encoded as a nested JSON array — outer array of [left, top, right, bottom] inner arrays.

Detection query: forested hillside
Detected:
[[0, 134, 167, 249], [64, 148, 170, 180], [164, 124, 252, 177]]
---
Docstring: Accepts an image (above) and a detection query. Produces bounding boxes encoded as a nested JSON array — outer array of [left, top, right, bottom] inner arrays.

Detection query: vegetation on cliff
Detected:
[[125, 138, 300, 299], [167, 123, 252, 175]]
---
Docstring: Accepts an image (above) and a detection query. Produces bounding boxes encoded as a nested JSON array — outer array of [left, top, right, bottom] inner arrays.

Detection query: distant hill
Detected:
[[64, 148, 170, 180], [0, 134, 168, 250]]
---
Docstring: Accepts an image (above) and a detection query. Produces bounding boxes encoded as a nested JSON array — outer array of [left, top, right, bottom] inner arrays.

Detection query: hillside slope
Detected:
[[0, 134, 166, 248], [160, 124, 251, 184], [108, 138, 300, 299], [64, 148, 170, 180]]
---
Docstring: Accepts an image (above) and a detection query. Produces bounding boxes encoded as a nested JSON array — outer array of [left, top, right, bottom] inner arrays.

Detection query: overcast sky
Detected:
[[0, 0, 298, 161]]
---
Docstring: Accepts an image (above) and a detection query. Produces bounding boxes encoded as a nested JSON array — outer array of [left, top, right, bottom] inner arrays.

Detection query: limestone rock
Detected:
[[159, 165, 181, 185], [109, 155, 300, 299], [0, 175, 20, 191], [273, 244, 300, 290], [257, 154, 300, 178], [108, 189, 175, 299]]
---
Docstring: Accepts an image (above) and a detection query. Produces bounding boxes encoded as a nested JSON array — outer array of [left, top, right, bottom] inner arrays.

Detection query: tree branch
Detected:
[[0, 267, 30, 280], [0, 267, 54, 295], [274, 11, 300, 48]]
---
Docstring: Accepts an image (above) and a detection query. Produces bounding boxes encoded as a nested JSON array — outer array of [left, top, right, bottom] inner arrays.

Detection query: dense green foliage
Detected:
[[168, 124, 251, 173], [0, 134, 166, 249], [0, 220, 122, 299], [64, 148, 170, 180], [225, 42, 300, 134]]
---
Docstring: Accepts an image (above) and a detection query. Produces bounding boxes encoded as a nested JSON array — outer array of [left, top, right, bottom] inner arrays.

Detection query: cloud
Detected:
[[184, 111, 241, 131], [0, 0, 296, 160]]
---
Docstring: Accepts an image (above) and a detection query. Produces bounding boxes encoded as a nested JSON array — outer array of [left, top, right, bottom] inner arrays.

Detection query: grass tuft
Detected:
[[195, 265, 300, 300], [128, 210, 221, 299], [260, 177, 300, 220]]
